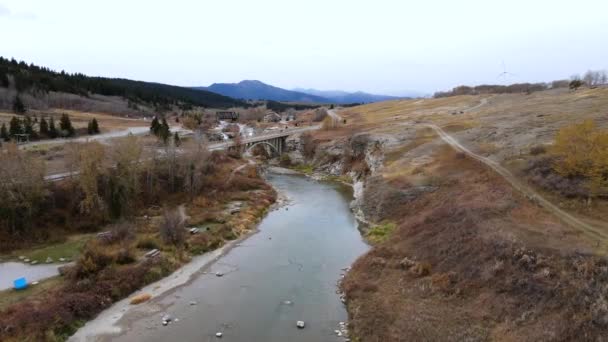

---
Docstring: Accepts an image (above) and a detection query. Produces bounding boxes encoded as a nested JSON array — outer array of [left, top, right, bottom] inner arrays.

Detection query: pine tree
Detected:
[[49, 117, 58, 139], [0, 123, 9, 141], [174, 131, 181, 147], [59, 113, 75, 137], [87, 121, 93, 135], [12, 95, 26, 114], [39, 117, 49, 137], [159, 118, 171, 144], [23, 116, 36, 139], [91, 118, 100, 134], [150, 116, 160, 135], [9, 116, 22, 136]]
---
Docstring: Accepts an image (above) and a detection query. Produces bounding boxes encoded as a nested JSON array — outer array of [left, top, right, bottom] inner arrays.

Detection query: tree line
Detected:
[[0, 113, 100, 142], [434, 69, 608, 98], [0, 56, 247, 109], [0, 134, 215, 244]]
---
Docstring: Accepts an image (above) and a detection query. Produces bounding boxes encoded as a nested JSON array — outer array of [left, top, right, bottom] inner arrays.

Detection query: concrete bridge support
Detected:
[[244, 136, 286, 156]]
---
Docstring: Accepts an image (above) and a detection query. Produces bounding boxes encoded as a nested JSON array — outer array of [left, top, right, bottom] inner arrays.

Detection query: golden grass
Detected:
[[130, 293, 152, 305]]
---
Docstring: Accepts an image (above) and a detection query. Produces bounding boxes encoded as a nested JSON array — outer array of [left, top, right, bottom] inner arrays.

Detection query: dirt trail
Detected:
[[423, 123, 608, 240]]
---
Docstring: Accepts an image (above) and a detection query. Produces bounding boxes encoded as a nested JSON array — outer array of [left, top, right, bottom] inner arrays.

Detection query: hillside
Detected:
[[295, 86, 608, 341], [294, 87, 406, 103], [0, 57, 246, 111], [196, 80, 330, 103]]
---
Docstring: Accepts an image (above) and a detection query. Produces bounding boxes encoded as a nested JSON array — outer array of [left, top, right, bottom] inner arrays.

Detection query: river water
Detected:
[[97, 172, 368, 342]]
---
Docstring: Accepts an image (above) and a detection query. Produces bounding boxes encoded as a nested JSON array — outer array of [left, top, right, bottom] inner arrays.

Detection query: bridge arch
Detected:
[[246, 141, 279, 155]]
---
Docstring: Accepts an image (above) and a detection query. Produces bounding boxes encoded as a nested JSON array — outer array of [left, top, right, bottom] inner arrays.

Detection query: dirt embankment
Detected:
[[341, 146, 608, 341]]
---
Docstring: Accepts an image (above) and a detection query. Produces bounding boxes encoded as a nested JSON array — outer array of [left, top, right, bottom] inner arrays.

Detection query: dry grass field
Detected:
[[0, 109, 147, 133], [333, 87, 608, 341]]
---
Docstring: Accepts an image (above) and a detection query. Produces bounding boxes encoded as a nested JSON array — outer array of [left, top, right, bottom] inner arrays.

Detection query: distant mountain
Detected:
[[293, 88, 408, 104], [195, 80, 330, 103]]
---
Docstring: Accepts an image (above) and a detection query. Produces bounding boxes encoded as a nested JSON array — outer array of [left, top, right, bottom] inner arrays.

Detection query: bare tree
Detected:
[[0, 143, 47, 235], [160, 206, 186, 247], [78, 142, 107, 215]]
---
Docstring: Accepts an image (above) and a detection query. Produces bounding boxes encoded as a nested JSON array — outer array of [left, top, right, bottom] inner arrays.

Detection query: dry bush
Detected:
[[136, 236, 160, 250], [160, 208, 185, 247], [525, 156, 590, 197], [529, 145, 547, 155], [551, 120, 608, 197], [70, 241, 115, 279], [410, 261, 432, 277], [0, 143, 47, 236], [321, 115, 339, 130], [130, 293, 152, 305], [115, 247, 136, 265], [300, 133, 318, 159]]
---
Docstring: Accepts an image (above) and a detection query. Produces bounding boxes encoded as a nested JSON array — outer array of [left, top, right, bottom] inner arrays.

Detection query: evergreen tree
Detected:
[[23, 116, 36, 139], [0, 123, 9, 141], [91, 118, 100, 134], [48, 117, 58, 139], [150, 116, 160, 135], [59, 113, 75, 137], [159, 118, 171, 144], [39, 117, 49, 137], [9, 116, 22, 136], [87, 121, 93, 135], [174, 131, 181, 147], [12, 95, 26, 114]]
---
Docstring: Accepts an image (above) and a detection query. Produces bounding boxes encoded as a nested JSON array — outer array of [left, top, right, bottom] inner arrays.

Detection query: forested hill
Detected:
[[0, 57, 246, 109]]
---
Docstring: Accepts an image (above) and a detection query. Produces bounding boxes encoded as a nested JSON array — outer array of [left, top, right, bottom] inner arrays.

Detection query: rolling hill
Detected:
[[0, 57, 246, 109]]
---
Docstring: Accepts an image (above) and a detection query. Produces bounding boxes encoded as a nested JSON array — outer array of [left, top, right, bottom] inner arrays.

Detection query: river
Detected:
[[74, 172, 368, 341]]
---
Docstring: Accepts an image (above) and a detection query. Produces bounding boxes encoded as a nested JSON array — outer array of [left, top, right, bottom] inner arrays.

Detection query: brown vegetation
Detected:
[[0, 136, 276, 340], [343, 146, 607, 341]]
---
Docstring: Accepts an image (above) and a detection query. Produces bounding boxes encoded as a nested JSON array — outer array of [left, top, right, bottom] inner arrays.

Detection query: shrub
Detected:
[[116, 247, 136, 265], [279, 153, 292, 167], [188, 233, 210, 255], [366, 222, 396, 244], [551, 120, 608, 196], [530, 145, 547, 155], [525, 156, 589, 197], [136, 237, 160, 250], [71, 242, 115, 279], [410, 261, 432, 277], [160, 208, 185, 247]]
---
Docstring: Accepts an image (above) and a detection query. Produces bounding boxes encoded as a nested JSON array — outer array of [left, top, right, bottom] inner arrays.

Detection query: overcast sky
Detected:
[[1, 0, 607, 95]]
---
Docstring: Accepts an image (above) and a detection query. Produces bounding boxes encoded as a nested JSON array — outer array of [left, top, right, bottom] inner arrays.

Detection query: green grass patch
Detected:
[[322, 174, 352, 184], [0, 276, 64, 311], [291, 163, 314, 174], [10, 234, 92, 263], [366, 222, 397, 244]]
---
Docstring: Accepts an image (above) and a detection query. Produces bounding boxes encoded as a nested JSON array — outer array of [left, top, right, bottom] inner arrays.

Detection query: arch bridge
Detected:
[[208, 126, 319, 155]]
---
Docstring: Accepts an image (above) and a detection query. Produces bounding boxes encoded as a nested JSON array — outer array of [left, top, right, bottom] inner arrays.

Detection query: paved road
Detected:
[[423, 123, 608, 240], [44, 125, 320, 181]]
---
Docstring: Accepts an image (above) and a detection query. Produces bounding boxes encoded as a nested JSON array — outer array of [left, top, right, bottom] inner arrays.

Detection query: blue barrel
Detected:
[[13, 277, 28, 290]]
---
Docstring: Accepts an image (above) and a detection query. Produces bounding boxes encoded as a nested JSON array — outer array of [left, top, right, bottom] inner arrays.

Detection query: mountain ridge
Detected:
[[195, 80, 331, 103]]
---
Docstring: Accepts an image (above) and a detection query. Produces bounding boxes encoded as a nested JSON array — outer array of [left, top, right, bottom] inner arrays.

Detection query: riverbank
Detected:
[[73, 171, 367, 342], [71, 170, 292, 340], [0, 154, 278, 341]]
